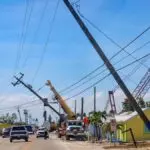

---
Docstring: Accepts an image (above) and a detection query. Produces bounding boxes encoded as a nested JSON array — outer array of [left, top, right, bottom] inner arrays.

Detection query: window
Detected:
[[144, 125, 150, 133], [12, 126, 25, 131], [25, 126, 33, 132]]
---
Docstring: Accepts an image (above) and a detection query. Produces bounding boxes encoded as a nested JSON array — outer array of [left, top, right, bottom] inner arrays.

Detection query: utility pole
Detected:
[[63, 0, 150, 129], [74, 100, 77, 116], [28, 114, 32, 124], [94, 87, 96, 112], [24, 109, 28, 124], [17, 106, 22, 123], [43, 110, 47, 122], [81, 97, 84, 120], [12, 73, 60, 117]]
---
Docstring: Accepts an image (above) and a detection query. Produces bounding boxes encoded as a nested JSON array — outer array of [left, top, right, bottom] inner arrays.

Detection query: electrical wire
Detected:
[[0, 82, 47, 112], [105, 57, 150, 112], [0, 100, 43, 114], [14, 0, 30, 74], [0, 99, 38, 111], [19, 0, 35, 65], [61, 40, 150, 94], [37, 84, 46, 92], [75, 4, 149, 69], [65, 53, 150, 100], [59, 7, 150, 93], [113, 57, 150, 93], [32, 0, 60, 84], [22, 0, 50, 67]]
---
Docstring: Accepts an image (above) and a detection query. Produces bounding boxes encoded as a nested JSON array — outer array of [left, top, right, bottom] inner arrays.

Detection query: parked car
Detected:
[[2, 128, 11, 138], [36, 127, 49, 138], [65, 120, 86, 140], [25, 125, 34, 134], [10, 126, 29, 142]]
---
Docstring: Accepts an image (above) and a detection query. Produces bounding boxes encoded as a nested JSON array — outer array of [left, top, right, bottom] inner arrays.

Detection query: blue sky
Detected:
[[0, 0, 150, 123]]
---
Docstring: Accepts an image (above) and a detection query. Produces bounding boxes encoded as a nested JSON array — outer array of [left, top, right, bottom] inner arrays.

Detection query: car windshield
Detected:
[[25, 126, 33, 132], [68, 121, 82, 126], [12, 126, 25, 131], [39, 128, 45, 131], [4, 128, 11, 132]]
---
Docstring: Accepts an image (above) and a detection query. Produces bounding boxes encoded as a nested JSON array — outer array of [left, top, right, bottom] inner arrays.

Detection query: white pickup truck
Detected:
[[65, 120, 86, 141]]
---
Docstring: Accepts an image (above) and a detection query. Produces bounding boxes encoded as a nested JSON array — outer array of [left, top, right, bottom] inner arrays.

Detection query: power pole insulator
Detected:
[[12, 73, 60, 117]]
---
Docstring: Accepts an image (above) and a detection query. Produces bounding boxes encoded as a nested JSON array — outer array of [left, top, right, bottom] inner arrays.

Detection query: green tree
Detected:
[[122, 99, 134, 112], [11, 113, 17, 123], [137, 97, 146, 108], [88, 111, 106, 125]]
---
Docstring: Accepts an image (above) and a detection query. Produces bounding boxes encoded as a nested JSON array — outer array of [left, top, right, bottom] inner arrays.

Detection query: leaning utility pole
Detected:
[[63, 0, 150, 129], [12, 73, 60, 117]]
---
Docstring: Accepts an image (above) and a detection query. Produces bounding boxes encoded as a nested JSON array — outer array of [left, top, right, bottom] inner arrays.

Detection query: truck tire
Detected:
[[10, 138, 13, 143], [66, 136, 70, 141], [25, 138, 28, 142], [58, 134, 61, 138]]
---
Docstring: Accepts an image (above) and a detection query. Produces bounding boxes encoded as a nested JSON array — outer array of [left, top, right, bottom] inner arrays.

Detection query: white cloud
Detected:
[[0, 90, 149, 125]]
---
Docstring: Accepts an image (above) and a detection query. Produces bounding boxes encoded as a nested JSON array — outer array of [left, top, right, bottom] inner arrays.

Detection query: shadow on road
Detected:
[[12, 140, 32, 143]]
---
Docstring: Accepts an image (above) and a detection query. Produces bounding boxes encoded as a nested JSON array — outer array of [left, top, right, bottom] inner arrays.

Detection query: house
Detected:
[[115, 108, 150, 142]]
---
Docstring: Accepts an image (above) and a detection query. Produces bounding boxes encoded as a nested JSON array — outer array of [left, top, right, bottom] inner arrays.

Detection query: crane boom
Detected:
[[104, 68, 150, 113], [46, 80, 75, 119], [133, 68, 150, 100]]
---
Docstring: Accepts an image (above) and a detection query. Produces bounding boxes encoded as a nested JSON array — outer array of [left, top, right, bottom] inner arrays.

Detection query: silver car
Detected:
[[10, 126, 29, 142]]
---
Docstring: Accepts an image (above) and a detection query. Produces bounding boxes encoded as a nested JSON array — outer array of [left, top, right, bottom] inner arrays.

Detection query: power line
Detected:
[[60, 40, 150, 94], [113, 56, 149, 93], [37, 84, 46, 92], [0, 100, 42, 112], [62, 41, 150, 94], [66, 53, 150, 100], [59, 4, 150, 93], [19, 0, 35, 66], [31, 0, 60, 84], [75, 4, 149, 69], [14, 0, 30, 74], [22, 0, 50, 67], [0, 99, 41, 112], [0, 82, 46, 113]]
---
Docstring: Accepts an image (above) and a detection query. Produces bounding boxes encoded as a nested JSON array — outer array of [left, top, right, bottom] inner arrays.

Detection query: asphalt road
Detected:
[[0, 134, 104, 150]]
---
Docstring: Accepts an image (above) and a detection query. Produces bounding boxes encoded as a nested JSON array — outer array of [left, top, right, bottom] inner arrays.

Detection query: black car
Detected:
[[2, 128, 11, 138]]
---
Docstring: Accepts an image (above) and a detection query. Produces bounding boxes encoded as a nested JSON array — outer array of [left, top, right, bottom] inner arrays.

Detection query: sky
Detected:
[[0, 0, 150, 124]]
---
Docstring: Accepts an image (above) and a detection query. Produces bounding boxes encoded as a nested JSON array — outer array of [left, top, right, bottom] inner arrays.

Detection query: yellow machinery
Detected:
[[46, 80, 75, 120], [46, 80, 76, 137]]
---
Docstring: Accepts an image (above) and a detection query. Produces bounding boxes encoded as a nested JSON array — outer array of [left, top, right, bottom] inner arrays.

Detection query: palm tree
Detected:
[[88, 111, 107, 125], [88, 111, 107, 141]]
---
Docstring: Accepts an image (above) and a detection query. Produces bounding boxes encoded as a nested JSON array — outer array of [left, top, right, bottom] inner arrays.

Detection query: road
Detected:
[[0, 134, 104, 150]]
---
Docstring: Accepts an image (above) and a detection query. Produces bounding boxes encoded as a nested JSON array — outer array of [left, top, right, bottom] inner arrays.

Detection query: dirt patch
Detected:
[[103, 141, 150, 149]]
